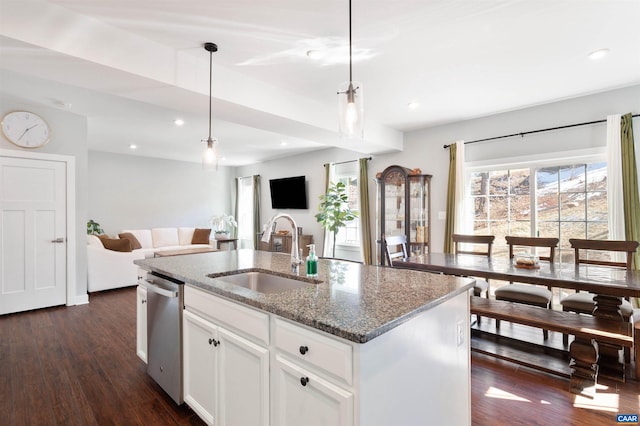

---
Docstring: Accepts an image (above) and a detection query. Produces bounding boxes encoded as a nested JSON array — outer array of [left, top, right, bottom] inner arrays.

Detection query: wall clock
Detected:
[[1, 111, 51, 148]]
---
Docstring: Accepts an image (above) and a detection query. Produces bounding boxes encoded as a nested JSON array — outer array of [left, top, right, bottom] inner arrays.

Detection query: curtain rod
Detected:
[[323, 156, 372, 167], [443, 114, 640, 149]]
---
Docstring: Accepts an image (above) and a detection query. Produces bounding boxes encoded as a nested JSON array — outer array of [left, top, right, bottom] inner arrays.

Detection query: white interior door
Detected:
[[1, 156, 67, 315]]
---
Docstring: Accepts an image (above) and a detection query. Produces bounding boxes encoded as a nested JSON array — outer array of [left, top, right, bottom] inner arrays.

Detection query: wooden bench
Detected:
[[470, 296, 634, 395]]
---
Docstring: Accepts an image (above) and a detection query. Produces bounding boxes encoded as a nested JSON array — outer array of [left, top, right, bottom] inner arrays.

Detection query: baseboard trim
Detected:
[[74, 294, 90, 305]]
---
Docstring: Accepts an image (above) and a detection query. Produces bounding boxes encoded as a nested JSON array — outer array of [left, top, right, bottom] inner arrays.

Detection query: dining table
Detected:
[[394, 252, 640, 381]]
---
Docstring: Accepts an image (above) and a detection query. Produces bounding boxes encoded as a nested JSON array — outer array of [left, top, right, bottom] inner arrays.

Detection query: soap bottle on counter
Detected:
[[306, 244, 318, 277]]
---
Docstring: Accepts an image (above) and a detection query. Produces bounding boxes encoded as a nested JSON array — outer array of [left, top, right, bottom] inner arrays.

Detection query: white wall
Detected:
[[88, 151, 234, 235], [0, 95, 89, 297], [238, 84, 640, 258]]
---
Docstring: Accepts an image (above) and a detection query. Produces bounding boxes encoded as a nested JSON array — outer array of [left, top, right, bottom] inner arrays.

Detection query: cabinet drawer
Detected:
[[274, 318, 353, 385], [137, 268, 148, 284], [185, 286, 269, 346]]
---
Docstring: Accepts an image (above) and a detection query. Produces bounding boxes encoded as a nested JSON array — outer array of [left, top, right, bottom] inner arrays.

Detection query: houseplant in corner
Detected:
[[210, 214, 237, 240], [87, 219, 104, 235], [315, 181, 358, 258]]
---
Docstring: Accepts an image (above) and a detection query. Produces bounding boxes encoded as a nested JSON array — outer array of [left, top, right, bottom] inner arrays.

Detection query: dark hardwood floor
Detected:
[[1, 287, 638, 425]]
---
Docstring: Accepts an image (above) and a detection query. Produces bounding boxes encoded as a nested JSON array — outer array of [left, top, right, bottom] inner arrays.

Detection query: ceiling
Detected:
[[1, 0, 639, 166]]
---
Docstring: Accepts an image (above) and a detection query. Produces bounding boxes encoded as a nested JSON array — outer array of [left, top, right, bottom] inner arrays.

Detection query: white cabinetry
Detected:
[[272, 317, 354, 425], [183, 310, 216, 424], [273, 354, 353, 425], [136, 284, 147, 363], [183, 285, 470, 426], [218, 327, 269, 425], [183, 287, 269, 426]]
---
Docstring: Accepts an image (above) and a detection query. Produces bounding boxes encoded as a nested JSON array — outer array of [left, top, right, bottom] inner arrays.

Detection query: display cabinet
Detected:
[[376, 165, 431, 266]]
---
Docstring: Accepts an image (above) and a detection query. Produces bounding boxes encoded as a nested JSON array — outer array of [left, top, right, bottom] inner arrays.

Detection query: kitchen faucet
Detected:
[[262, 213, 302, 272]]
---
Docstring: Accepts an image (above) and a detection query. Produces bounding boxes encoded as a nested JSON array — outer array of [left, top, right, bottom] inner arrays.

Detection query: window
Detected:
[[335, 175, 360, 246], [334, 163, 360, 247], [468, 161, 608, 261], [237, 176, 257, 249]]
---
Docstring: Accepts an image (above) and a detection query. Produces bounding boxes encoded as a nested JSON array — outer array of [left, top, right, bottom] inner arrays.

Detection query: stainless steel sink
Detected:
[[210, 271, 316, 294]]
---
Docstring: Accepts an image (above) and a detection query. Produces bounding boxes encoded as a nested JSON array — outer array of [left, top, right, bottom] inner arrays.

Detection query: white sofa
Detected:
[[87, 227, 215, 292]]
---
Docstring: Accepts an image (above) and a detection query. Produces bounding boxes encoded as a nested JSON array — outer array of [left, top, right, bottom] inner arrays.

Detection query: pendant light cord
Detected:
[[349, 0, 353, 83], [208, 48, 212, 140]]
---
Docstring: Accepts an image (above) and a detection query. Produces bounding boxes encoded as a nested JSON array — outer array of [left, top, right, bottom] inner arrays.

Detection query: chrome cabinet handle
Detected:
[[51, 238, 65, 243]]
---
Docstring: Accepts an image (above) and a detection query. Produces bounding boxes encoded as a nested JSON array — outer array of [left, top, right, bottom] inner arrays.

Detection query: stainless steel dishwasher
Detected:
[[145, 272, 184, 405]]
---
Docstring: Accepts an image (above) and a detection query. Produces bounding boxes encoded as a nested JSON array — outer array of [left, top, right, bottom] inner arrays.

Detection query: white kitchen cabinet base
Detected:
[[218, 327, 269, 426], [183, 290, 269, 426], [356, 291, 470, 426], [183, 310, 217, 425], [273, 355, 354, 426], [183, 285, 470, 426], [136, 285, 147, 363]]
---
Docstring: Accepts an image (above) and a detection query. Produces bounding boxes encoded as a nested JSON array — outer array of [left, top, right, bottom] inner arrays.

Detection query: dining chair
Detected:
[[560, 238, 638, 345], [453, 233, 495, 325], [452, 234, 495, 298], [383, 234, 409, 266], [494, 236, 559, 339]]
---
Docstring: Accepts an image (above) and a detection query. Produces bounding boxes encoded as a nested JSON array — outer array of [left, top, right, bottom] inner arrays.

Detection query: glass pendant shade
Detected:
[[202, 137, 219, 170], [338, 80, 364, 139]]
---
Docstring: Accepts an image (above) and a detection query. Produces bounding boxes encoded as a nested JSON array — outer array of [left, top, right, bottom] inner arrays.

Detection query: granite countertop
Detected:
[[135, 249, 474, 344]]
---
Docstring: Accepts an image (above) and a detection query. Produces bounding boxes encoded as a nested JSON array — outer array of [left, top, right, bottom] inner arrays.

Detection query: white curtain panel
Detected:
[[454, 141, 472, 234], [606, 114, 625, 241], [237, 176, 255, 249]]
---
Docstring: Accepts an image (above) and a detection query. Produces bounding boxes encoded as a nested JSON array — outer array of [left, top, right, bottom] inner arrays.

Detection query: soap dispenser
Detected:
[[306, 244, 318, 277]]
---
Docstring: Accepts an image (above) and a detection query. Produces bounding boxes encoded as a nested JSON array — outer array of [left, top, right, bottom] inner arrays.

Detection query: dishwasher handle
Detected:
[[144, 279, 179, 298]]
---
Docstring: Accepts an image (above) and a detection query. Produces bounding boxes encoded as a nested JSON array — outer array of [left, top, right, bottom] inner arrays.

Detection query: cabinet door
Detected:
[[183, 310, 218, 425], [273, 355, 353, 426], [218, 327, 269, 426], [136, 285, 147, 363], [408, 175, 430, 256]]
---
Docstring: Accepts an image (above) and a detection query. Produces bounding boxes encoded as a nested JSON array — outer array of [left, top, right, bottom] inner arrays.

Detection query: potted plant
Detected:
[[87, 219, 104, 235], [315, 181, 358, 258], [210, 214, 237, 240]]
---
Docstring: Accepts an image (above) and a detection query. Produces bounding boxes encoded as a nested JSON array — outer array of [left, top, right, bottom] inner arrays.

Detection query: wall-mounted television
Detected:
[[269, 176, 308, 209]]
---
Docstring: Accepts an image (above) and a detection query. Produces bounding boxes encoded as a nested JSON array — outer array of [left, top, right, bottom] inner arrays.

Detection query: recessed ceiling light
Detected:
[[588, 48, 609, 60], [129, 144, 137, 150], [408, 102, 420, 110], [55, 101, 72, 109], [280, 141, 288, 146], [174, 118, 185, 126]]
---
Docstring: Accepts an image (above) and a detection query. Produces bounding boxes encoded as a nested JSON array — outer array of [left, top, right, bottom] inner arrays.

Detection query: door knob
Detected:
[[51, 238, 65, 243]]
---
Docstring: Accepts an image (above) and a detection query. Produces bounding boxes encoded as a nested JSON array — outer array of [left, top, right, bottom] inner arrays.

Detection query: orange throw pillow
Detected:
[[118, 232, 142, 250], [99, 236, 133, 252], [191, 228, 211, 244]]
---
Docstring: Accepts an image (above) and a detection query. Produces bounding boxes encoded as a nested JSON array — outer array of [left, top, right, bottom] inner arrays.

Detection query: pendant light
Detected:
[[202, 42, 219, 170], [337, 0, 363, 139]]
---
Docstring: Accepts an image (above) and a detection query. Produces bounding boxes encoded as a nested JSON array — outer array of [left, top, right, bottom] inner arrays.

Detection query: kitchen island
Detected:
[[136, 249, 474, 426]]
